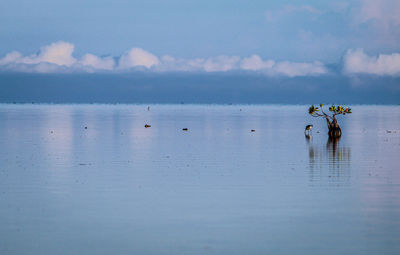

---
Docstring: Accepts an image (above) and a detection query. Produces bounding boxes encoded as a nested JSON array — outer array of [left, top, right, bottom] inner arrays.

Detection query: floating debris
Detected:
[[79, 163, 91, 166], [145, 124, 151, 128]]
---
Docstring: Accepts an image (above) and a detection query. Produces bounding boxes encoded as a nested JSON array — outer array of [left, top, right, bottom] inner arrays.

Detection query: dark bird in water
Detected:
[[251, 129, 256, 132], [147, 106, 150, 111], [84, 126, 88, 129], [144, 124, 151, 128], [304, 124, 313, 135], [182, 128, 188, 131]]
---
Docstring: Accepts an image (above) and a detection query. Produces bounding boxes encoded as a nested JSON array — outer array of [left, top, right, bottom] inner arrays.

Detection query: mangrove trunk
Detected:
[[326, 116, 342, 138]]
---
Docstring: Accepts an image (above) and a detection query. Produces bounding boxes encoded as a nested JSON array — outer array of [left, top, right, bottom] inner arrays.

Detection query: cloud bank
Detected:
[[343, 49, 400, 76], [80, 54, 115, 71], [0, 41, 328, 76], [119, 48, 160, 69], [0, 41, 115, 73], [1, 41, 399, 77]]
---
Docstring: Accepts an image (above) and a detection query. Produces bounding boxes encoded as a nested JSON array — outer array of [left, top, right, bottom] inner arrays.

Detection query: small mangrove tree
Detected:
[[308, 104, 352, 138]]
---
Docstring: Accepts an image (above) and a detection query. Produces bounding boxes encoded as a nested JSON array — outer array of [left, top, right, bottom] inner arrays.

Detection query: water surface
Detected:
[[0, 104, 399, 255]]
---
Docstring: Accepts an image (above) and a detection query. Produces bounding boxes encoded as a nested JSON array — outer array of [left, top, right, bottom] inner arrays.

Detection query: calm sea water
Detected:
[[0, 104, 399, 255]]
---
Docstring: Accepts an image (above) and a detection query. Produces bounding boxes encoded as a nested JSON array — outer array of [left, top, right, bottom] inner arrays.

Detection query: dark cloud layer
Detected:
[[1, 73, 399, 104]]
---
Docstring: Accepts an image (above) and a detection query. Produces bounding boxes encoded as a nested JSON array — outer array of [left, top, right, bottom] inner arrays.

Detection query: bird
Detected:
[[182, 128, 188, 131], [305, 124, 313, 135], [144, 124, 151, 128]]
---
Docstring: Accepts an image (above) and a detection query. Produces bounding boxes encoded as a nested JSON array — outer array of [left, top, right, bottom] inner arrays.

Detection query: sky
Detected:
[[0, 0, 400, 103]]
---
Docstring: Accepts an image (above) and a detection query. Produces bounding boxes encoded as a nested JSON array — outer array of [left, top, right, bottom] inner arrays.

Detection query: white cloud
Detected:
[[119, 48, 160, 69], [204, 56, 240, 72], [274, 61, 327, 77], [0, 41, 76, 72], [0, 51, 23, 65], [241, 55, 274, 71], [353, 0, 400, 45], [157, 55, 205, 72], [356, 0, 400, 28], [0, 41, 329, 76], [240, 55, 327, 76], [343, 48, 400, 76], [36, 41, 76, 66], [80, 54, 115, 70], [157, 55, 240, 72], [158, 55, 326, 76]]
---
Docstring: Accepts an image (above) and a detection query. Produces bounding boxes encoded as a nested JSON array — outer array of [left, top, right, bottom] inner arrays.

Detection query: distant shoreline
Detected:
[[1, 103, 399, 106]]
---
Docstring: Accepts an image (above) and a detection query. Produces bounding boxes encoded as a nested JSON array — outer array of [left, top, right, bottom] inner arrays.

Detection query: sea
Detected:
[[0, 104, 399, 255]]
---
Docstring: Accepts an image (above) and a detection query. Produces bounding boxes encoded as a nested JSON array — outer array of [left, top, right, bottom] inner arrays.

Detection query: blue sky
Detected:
[[1, 0, 400, 67], [0, 0, 399, 103], [1, 0, 399, 59]]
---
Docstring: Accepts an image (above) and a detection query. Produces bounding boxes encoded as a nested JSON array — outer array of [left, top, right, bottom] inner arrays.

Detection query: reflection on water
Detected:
[[307, 135, 351, 186]]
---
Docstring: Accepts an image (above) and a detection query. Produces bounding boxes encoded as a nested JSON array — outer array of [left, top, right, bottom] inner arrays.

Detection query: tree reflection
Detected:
[[307, 136, 351, 186]]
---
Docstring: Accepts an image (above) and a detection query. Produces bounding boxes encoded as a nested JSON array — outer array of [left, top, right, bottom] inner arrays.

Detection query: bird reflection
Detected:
[[307, 136, 351, 186]]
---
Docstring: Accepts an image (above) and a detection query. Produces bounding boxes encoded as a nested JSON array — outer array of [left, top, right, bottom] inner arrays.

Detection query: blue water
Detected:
[[0, 104, 399, 255]]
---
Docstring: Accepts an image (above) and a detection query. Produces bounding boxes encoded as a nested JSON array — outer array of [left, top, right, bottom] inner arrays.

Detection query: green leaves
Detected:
[[328, 105, 352, 115], [308, 105, 319, 115], [310, 104, 352, 117]]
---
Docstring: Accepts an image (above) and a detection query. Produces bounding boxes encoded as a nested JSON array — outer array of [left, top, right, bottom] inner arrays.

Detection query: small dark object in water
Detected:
[[251, 129, 256, 132], [50, 131, 54, 134], [147, 106, 150, 111], [182, 128, 188, 131], [84, 126, 88, 129], [144, 124, 151, 128]]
